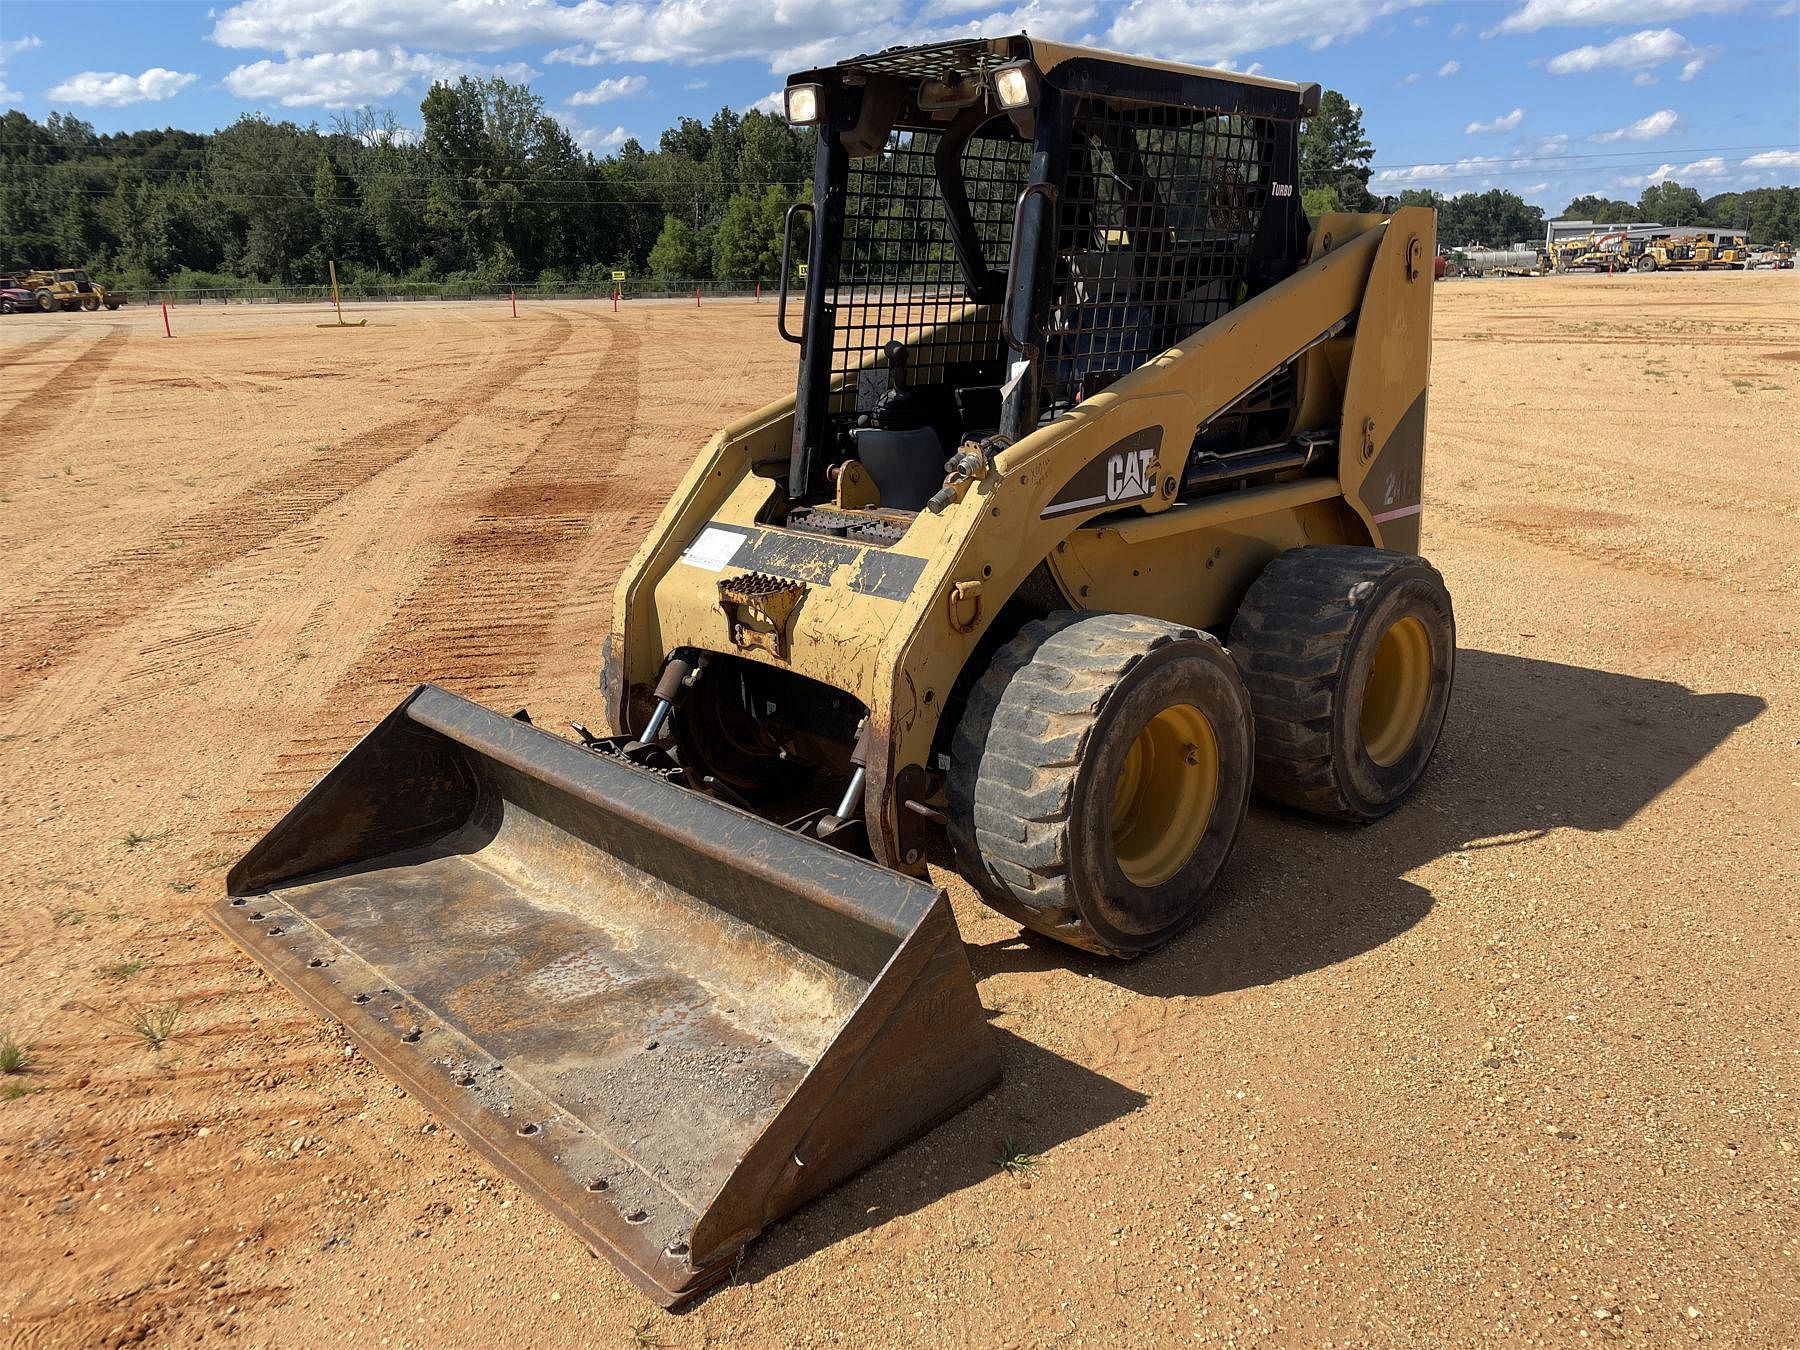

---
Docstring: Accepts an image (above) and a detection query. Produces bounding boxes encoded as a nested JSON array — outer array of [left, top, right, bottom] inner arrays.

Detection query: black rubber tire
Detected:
[[36, 291, 56, 312], [1636, 255, 1656, 273], [947, 611, 1254, 957], [1229, 545, 1455, 823]]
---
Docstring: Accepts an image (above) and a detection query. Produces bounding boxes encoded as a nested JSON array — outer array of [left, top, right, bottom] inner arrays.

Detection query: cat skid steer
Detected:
[[216, 34, 1453, 1305]]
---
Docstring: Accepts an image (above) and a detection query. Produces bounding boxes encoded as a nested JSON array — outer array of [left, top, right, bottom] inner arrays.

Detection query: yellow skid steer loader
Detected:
[[216, 35, 1453, 1305]]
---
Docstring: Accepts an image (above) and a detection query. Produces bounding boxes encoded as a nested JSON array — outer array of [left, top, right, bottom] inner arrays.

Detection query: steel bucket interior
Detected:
[[212, 685, 997, 1304]]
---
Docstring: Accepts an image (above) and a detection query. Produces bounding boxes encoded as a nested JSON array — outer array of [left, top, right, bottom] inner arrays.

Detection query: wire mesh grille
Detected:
[[828, 123, 1031, 416], [850, 41, 1014, 83], [1042, 98, 1278, 410]]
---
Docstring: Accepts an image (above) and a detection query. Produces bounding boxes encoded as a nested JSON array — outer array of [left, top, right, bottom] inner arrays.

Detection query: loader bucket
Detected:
[[210, 685, 998, 1305]]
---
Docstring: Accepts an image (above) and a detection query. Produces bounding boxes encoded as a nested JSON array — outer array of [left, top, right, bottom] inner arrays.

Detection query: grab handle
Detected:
[[778, 201, 815, 344], [1001, 182, 1059, 357]]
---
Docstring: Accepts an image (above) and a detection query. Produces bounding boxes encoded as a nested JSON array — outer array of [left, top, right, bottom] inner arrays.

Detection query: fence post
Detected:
[[510, 286, 517, 318], [694, 285, 700, 308], [161, 300, 172, 338]]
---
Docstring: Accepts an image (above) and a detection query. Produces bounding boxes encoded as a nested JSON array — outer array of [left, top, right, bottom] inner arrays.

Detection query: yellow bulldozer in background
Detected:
[[19, 266, 123, 311], [1630, 233, 1747, 272], [215, 35, 1454, 1304]]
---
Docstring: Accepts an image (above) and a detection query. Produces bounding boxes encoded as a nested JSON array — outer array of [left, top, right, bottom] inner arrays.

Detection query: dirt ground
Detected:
[[1, 274, 1795, 1348]]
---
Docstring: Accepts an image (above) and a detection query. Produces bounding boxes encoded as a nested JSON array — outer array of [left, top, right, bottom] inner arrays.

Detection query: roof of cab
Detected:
[[799, 33, 1313, 99]]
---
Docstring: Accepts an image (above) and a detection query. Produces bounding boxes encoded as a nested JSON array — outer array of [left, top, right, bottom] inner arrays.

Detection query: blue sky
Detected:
[[1, 0, 1796, 210]]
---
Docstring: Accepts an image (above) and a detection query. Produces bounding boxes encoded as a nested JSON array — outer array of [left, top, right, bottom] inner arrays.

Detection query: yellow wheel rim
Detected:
[[1361, 615, 1433, 767], [1110, 703, 1219, 887]]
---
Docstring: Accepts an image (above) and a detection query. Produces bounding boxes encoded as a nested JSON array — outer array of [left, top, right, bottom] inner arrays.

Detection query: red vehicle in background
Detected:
[[0, 277, 38, 314]]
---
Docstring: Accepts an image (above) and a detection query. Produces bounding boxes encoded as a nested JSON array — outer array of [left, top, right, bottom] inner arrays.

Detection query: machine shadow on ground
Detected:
[[705, 650, 1762, 1299], [716, 1020, 1147, 1297], [965, 649, 1766, 998]]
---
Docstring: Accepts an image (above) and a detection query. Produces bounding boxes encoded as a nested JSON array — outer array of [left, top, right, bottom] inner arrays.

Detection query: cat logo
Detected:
[[1106, 445, 1156, 502], [1041, 427, 1163, 519]]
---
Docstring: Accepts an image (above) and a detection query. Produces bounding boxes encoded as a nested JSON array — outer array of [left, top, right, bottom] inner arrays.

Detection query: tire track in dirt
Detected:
[[0, 327, 83, 382], [0, 331, 127, 456], [228, 321, 644, 831], [0, 315, 574, 708]]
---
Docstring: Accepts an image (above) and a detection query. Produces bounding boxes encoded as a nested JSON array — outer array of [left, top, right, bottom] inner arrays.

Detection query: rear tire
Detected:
[[1636, 255, 1656, 273], [1229, 546, 1454, 823], [81, 294, 99, 312], [35, 291, 56, 312], [947, 611, 1254, 957]]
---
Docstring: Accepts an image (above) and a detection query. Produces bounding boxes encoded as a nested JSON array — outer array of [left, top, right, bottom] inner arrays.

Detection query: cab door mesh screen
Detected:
[[829, 124, 1031, 415], [1042, 99, 1278, 411]]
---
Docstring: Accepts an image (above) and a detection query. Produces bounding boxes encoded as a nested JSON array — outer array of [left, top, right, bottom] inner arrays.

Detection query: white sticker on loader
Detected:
[[682, 526, 746, 572]]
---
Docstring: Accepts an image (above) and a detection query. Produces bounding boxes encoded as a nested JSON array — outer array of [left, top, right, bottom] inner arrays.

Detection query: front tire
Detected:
[[35, 291, 56, 312], [1636, 255, 1656, 273], [1229, 546, 1454, 822], [947, 611, 1254, 957]]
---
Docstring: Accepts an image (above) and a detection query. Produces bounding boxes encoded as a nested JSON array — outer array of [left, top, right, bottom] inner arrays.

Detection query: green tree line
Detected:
[[0, 77, 813, 291], [4, 74, 1792, 291]]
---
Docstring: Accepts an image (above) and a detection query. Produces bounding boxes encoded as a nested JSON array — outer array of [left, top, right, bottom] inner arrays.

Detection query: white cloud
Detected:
[[1437, 60, 1460, 76], [1110, 0, 1435, 60], [214, 0, 607, 56], [1621, 155, 1729, 186], [211, 0, 1437, 72], [1466, 107, 1525, 134], [1633, 71, 1657, 85], [1591, 109, 1681, 141], [47, 68, 198, 106], [683, 79, 707, 90], [544, 43, 605, 67], [225, 48, 536, 108], [1372, 155, 1517, 187], [1679, 57, 1705, 80], [1545, 28, 1707, 76], [0, 33, 39, 104], [568, 74, 647, 105], [1742, 149, 1800, 172], [1496, 0, 1742, 34], [1399, 71, 1421, 85], [743, 90, 785, 115]]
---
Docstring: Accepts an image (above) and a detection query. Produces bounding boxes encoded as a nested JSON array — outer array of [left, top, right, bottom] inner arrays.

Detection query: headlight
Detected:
[[785, 83, 823, 126], [993, 63, 1037, 109]]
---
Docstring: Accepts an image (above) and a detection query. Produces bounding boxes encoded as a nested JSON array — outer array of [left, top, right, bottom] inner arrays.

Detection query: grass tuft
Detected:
[[3, 1081, 37, 1101], [0, 1034, 29, 1074], [123, 828, 172, 849], [52, 906, 85, 926], [102, 958, 145, 981], [124, 1003, 182, 1049], [994, 1139, 1040, 1178], [631, 1316, 665, 1347], [169, 881, 196, 894]]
